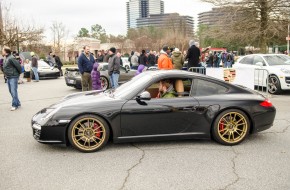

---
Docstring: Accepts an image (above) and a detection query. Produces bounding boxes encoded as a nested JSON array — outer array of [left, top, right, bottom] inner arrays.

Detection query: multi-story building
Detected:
[[198, 7, 228, 27], [136, 13, 194, 37], [126, 0, 164, 29]]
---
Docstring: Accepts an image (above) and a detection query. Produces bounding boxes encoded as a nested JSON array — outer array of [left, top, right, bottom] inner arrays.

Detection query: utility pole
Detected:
[[16, 26, 19, 53]]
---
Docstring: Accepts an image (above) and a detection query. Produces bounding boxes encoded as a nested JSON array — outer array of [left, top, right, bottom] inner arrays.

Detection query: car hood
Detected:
[[51, 90, 116, 108]]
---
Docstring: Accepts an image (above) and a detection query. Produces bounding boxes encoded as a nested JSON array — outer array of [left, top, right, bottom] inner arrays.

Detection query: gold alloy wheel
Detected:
[[71, 118, 106, 151], [217, 112, 248, 144]]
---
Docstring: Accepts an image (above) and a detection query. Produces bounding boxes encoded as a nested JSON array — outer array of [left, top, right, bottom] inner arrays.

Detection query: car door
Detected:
[[119, 78, 201, 137]]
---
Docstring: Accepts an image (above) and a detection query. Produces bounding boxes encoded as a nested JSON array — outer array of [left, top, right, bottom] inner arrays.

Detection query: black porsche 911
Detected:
[[31, 70, 276, 152]]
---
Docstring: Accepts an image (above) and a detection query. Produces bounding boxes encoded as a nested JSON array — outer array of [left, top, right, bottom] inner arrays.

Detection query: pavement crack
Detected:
[[220, 147, 241, 190], [119, 143, 145, 190]]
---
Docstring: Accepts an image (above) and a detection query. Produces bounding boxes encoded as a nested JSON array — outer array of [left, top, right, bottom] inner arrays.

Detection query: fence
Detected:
[[188, 67, 206, 75], [254, 68, 270, 98], [187, 67, 270, 98]]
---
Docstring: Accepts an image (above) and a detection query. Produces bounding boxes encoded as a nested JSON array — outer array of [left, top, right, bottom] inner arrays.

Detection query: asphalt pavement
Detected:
[[0, 76, 289, 190]]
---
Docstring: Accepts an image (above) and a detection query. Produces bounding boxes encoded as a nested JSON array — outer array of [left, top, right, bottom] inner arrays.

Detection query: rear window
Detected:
[[239, 56, 254, 65], [192, 79, 229, 96]]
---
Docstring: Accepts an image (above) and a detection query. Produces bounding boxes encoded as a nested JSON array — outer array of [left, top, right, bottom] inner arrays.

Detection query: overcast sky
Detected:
[[5, 0, 213, 42]]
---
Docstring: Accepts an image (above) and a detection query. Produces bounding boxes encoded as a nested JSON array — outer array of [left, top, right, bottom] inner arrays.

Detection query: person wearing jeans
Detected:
[[31, 52, 39, 81], [2, 46, 22, 111], [108, 47, 120, 89]]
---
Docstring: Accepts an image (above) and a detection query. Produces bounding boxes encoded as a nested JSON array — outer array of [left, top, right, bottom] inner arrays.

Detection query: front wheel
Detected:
[[68, 115, 110, 153], [212, 109, 250, 146], [268, 75, 282, 95]]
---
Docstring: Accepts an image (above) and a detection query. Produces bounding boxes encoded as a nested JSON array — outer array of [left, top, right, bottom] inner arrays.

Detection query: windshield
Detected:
[[264, 55, 290, 66], [111, 73, 152, 99]]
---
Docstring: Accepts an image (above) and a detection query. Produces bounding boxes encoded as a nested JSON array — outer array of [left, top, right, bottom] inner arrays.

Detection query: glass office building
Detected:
[[127, 0, 164, 29]]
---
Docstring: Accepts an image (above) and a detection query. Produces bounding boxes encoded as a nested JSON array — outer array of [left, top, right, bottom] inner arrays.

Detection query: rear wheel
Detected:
[[68, 115, 110, 153], [100, 76, 109, 90], [268, 75, 282, 94], [212, 109, 250, 146]]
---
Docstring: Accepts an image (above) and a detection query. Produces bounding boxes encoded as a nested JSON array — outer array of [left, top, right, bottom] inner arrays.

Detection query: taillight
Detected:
[[260, 99, 273, 107]]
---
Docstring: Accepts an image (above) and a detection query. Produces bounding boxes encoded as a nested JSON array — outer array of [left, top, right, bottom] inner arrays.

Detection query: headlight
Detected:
[[280, 68, 290, 74], [39, 107, 61, 125]]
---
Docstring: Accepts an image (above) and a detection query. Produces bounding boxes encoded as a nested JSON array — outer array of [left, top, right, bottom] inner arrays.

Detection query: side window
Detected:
[[144, 78, 193, 99], [253, 56, 265, 65], [240, 56, 254, 65], [192, 79, 228, 96]]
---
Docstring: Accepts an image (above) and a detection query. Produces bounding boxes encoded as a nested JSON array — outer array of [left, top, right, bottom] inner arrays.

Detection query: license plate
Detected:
[[68, 79, 75, 84]]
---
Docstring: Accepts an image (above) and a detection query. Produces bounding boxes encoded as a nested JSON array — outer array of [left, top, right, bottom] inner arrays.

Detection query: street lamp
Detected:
[[287, 24, 289, 56]]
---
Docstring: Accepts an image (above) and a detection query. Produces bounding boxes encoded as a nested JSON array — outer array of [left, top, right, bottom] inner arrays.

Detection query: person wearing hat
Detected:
[[158, 46, 173, 70], [77, 45, 94, 91], [31, 51, 39, 82], [171, 48, 184, 70], [108, 47, 121, 89]]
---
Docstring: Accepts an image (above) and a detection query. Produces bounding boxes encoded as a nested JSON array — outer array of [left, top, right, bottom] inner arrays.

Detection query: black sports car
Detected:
[[32, 70, 276, 152], [64, 63, 136, 90]]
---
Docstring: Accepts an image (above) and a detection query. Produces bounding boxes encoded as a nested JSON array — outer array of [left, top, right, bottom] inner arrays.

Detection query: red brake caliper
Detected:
[[93, 123, 101, 138], [219, 121, 224, 133]]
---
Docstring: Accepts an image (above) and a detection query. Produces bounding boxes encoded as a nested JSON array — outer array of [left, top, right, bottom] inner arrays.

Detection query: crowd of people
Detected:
[[0, 40, 237, 111]]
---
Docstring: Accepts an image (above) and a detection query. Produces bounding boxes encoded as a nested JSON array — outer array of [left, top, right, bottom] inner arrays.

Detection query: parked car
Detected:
[[121, 57, 131, 70], [64, 62, 136, 90], [32, 70, 276, 152], [31, 60, 60, 79], [233, 54, 290, 94]]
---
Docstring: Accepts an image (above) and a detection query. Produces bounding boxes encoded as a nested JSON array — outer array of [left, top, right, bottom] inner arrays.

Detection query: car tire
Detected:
[[68, 115, 110, 153], [268, 75, 282, 95], [212, 109, 250, 146], [125, 65, 130, 70], [100, 76, 109, 90]]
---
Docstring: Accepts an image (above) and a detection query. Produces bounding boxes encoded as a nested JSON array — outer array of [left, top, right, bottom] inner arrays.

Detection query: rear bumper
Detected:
[[65, 76, 81, 89], [39, 72, 60, 79], [252, 106, 276, 133]]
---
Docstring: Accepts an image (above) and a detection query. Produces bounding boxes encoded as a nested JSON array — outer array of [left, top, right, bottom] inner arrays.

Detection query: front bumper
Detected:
[[39, 71, 60, 79], [32, 116, 70, 144]]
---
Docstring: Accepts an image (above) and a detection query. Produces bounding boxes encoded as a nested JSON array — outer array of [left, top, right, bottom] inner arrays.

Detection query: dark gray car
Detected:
[[64, 62, 136, 90]]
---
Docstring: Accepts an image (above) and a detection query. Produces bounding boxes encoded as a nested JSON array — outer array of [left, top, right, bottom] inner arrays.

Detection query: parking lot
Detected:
[[0, 76, 290, 190]]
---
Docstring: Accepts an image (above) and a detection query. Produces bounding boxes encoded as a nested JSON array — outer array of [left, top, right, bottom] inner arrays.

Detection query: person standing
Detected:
[[54, 54, 63, 76], [91, 62, 102, 90], [31, 52, 39, 82], [158, 46, 173, 70], [103, 50, 110, 62], [148, 50, 156, 67], [108, 47, 120, 89], [78, 46, 94, 91], [186, 40, 201, 70], [24, 59, 31, 82], [171, 48, 184, 70], [96, 51, 104, 62], [131, 52, 139, 70], [47, 52, 55, 67], [225, 52, 234, 68], [139, 50, 148, 66], [2, 47, 22, 111]]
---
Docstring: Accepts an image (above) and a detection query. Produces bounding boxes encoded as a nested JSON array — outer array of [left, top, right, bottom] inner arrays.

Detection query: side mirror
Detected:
[[136, 91, 151, 101], [255, 62, 263, 67]]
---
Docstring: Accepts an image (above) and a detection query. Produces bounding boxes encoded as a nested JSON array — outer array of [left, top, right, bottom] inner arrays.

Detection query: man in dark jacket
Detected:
[[139, 50, 148, 65], [148, 50, 156, 67], [78, 46, 94, 91], [2, 46, 22, 111], [108, 47, 120, 89], [31, 52, 39, 82], [54, 54, 63, 76], [186, 40, 201, 70]]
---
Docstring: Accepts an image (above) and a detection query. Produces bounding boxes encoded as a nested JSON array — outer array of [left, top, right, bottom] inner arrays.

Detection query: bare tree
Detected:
[[50, 21, 68, 53], [201, 0, 290, 53], [0, 3, 43, 50]]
